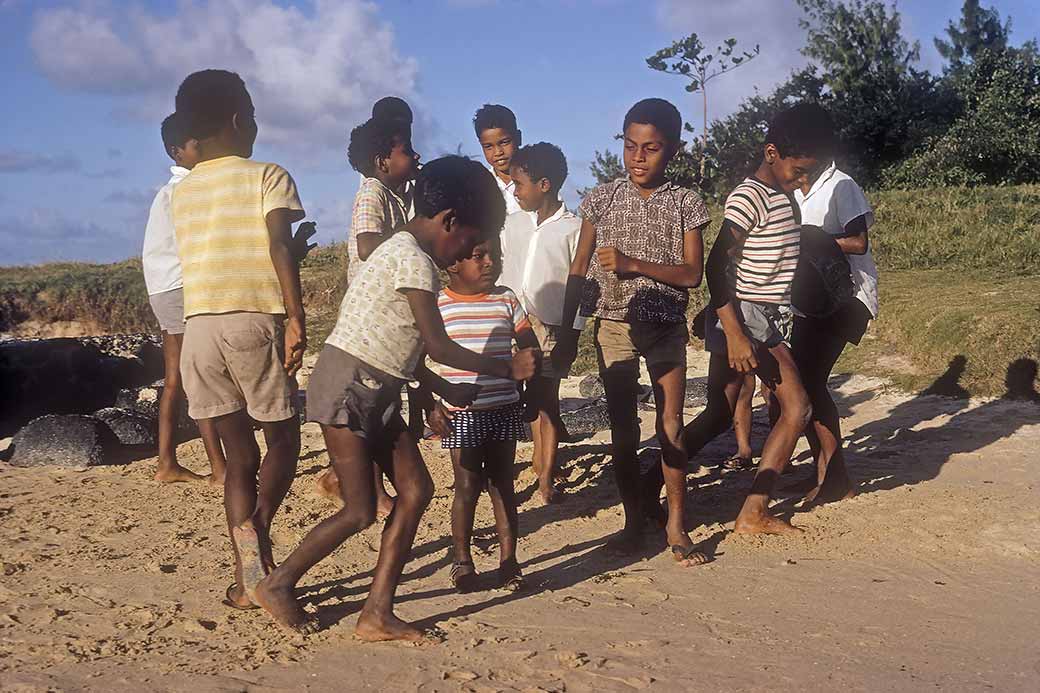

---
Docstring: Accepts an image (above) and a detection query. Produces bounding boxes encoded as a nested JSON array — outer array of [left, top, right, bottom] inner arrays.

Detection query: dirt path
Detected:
[[2, 352, 1038, 692]]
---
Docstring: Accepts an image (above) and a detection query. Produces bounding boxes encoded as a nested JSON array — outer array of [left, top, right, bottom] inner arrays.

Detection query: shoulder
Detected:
[[504, 210, 532, 230], [726, 179, 769, 206], [490, 285, 520, 302]]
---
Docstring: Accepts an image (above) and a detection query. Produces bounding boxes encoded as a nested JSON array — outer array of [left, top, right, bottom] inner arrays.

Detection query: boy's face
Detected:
[[765, 144, 818, 193], [431, 217, 484, 270], [509, 165, 550, 213], [623, 122, 675, 187], [383, 136, 421, 184], [232, 95, 258, 157], [478, 127, 518, 177], [448, 240, 497, 293], [169, 138, 202, 170]]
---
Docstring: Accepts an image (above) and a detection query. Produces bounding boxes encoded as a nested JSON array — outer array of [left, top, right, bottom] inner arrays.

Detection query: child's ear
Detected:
[[515, 130, 522, 148], [538, 177, 552, 194], [375, 154, 389, 175], [764, 143, 778, 164]]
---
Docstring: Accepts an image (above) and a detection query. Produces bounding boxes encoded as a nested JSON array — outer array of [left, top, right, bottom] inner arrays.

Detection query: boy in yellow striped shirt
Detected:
[[171, 69, 308, 610]]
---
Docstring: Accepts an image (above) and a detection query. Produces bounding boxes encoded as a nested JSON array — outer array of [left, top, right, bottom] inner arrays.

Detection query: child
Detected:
[[171, 69, 308, 610], [554, 99, 712, 567], [473, 104, 522, 216], [252, 156, 538, 640], [672, 103, 831, 534], [318, 115, 421, 513], [499, 142, 581, 504], [432, 239, 537, 592], [790, 117, 878, 504], [142, 112, 227, 485]]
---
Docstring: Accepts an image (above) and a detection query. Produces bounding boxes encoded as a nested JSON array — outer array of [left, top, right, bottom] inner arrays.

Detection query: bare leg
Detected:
[[528, 377, 563, 504], [374, 466, 397, 519], [601, 358, 644, 552], [253, 416, 301, 569], [734, 344, 811, 535], [449, 447, 484, 567], [154, 332, 204, 483], [484, 440, 519, 566], [253, 423, 375, 632], [732, 373, 756, 462], [197, 418, 227, 485], [317, 463, 397, 518], [316, 468, 343, 502]]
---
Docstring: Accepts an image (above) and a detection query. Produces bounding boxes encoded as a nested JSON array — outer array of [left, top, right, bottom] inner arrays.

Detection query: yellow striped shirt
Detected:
[[172, 156, 304, 317]]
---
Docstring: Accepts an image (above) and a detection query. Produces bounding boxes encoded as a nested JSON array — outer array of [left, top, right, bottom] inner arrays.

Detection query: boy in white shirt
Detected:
[[500, 142, 580, 504], [473, 104, 523, 216], [142, 112, 227, 485]]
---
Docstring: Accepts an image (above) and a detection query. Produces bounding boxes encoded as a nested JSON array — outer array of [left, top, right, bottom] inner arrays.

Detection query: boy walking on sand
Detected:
[[143, 112, 227, 485], [171, 69, 309, 609], [252, 157, 538, 640], [474, 104, 523, 216], [554, 99, 712, 567], [500, 142, 581, 504], [432, 240, 536, 593]]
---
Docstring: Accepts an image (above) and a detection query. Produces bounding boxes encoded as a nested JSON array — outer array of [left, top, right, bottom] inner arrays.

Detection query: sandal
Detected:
[[450, 560, 479, 593], [222, 582, 260, 610], [498, 559, 525, 592], [722, 454, 754, 471]]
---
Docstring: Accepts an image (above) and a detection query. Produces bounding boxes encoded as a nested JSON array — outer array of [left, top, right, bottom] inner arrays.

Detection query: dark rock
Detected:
[[93, 407, 158, 447], [577, 374, 605, 400], [685, 377, 709, 408], [0, 334, 163, 437], [115, 385, 162, 420], [561, 401, 611, 441], [9, 415, 120, 468]]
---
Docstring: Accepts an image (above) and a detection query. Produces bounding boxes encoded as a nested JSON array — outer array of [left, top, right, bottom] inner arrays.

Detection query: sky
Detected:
[[0, 0, 1036, 266]]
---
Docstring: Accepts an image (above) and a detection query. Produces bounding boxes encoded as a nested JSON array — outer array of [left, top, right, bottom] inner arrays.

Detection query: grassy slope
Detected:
[[2, 185, 1037, 396]]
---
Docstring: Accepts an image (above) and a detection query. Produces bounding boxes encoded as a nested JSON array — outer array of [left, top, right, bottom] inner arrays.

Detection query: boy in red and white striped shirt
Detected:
[[430, 240, 539, 593]]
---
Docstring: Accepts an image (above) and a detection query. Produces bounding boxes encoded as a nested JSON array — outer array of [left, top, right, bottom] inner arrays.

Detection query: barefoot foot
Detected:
[[316, 470, 343, 503], [253, 577, 318, 634], [155, 463, 205, 483], [208, 470, 226, 487], [355, 610, 425, 642], [733, 512, 803, 535], [376, 494, 396, 521], [231, 522, 269, 600], [537, 480, 561, 505]]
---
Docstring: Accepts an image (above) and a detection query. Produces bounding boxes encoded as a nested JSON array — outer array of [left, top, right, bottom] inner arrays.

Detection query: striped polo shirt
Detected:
[[172, 156, 304, 317], [724, 177, 800, 305], [435, 286, 530, 411]]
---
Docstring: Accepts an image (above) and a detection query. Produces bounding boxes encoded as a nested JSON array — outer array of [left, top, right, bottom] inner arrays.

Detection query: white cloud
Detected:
[[653, 0, 808, 128], [0, 149, 81, 174], [30, 0, 421, 152]]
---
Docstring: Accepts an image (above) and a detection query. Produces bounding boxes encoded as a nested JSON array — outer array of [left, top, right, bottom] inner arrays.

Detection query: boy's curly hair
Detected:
[[175, 69, 251, 140], [623, 98, 682, 145], [767, 103, 836, 160], [347, 117, 409, 177], [414, 156, 506, 236], [472, 104, 518, 138], [511, 142, 568, 195]]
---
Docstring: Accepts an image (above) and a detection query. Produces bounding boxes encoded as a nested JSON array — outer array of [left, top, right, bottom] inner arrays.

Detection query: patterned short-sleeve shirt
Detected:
[[347, 177, 411, 286], [326, 231, 439, 380], [579, 178, 710, 324]]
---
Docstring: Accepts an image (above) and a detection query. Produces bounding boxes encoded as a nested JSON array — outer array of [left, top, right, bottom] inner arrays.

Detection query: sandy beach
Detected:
[[2, 350, 1038, 692]]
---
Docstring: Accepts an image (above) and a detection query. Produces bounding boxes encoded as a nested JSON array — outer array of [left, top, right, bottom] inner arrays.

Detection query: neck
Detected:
[[494, 168, 512, 185], [196, 138, 245, 164], [535, 197, 562, 225], [404, 221, 440, 263], [373, 171, 403, 193], [630, 175, 666, 199], [753, 161, 782, 191], [447, 282, 485, 297]]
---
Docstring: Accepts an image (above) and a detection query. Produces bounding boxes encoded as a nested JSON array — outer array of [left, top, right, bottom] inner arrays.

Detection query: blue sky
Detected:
[[0, 0, 1036, 266]]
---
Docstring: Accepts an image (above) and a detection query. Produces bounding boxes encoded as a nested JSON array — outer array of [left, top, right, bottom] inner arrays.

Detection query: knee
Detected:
[[403, 472, 435, 510], [338, 505, 376, 533], [656, 413, 684, 450], [785, 398, 813, 429], [453, 473, 482, 503]]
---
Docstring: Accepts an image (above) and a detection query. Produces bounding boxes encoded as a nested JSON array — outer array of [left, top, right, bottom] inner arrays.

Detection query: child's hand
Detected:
[[443, 382, 481, 408], [596, 246, 634, 274], [284, 315, 307, 376], [427, 402, 454, 438], [510, 348, 540, 381], [290, 221, 318, 263], [726, 331, 758, 374], [550, 332, 578, 373]]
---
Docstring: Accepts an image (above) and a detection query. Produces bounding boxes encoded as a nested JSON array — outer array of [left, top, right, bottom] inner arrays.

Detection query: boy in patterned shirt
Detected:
[[430, 239, 539, 593], [251, 157, 538, 640], [674, 104, 830, 535], [555, 99, 711, 567], [171, 70, 309, 611]]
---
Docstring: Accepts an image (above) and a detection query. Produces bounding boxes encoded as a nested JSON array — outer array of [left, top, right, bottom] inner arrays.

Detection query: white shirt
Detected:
[[499, 204, 582, 327], [142, 166, 189, 295], [486, 165, 522, 216], [795, 164, 879, 318]]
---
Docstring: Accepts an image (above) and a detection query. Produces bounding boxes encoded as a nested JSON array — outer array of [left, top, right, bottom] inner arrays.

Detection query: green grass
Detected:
[[2, 184, 1037, 396]]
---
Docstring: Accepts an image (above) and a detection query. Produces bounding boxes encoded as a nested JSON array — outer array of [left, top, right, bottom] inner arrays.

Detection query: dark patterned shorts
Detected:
[[441, 402, 525, 450]]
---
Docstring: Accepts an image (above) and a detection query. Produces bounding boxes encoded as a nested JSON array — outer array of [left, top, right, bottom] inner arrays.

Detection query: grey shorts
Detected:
[[704, 300, 793, 354], [306, 345, 407, 440], [149, 288, 186, 335]]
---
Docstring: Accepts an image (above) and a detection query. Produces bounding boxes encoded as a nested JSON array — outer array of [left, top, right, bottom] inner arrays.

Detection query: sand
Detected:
[[2, 350, 1039, 692]]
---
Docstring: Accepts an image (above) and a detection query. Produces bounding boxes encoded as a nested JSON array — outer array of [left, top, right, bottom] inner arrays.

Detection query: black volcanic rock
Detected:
[[9, 414, 120, 468]]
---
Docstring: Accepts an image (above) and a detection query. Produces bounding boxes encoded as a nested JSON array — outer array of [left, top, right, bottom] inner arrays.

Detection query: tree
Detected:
[[578, 149, 625, 197], [646, 34, 759, 180], [935, 0, 1010, 77]]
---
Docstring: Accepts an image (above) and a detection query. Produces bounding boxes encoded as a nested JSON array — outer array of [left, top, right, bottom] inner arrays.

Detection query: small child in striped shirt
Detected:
[[430, 239, 539, 593]]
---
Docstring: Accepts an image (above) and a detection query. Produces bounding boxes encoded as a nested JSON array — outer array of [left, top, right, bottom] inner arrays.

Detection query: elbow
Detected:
[[424, 338, 449, 365], [680, 267, 703, 289]]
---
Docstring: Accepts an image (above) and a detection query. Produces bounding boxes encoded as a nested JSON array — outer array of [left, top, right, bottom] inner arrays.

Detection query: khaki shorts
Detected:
[[529, 314, 569, 380], [180, 312, 296, 422], [594, 318, 688, 372], [149, 288, 186, 335]]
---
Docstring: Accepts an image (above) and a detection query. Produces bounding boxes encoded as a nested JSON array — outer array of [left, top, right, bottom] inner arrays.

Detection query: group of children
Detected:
[[142, 68, 878, 640]]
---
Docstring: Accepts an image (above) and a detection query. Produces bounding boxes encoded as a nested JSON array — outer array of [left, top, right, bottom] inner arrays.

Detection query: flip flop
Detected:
[[670, 544, 711, 566], [722, 454, 754, 471], [222, 582, 260, 610], [450, 560, 479, 593]]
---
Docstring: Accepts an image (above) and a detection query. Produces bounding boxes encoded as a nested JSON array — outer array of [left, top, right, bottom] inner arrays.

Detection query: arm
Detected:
[[353, 188, 390, 261], [595, 223, 707, 288], [834, 214, 869, 255], [414, 358, 480, 407], [357, 232, 389, 261], [405, 289, 537, 381], [266, 208, 307, 376], [551, 217, 598, 368], [707, 221, 757, 373]]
